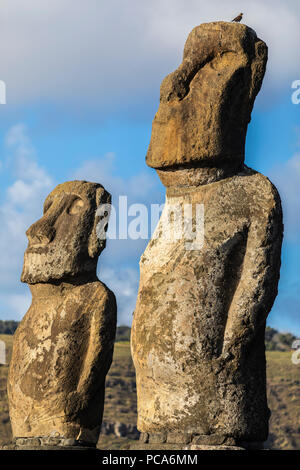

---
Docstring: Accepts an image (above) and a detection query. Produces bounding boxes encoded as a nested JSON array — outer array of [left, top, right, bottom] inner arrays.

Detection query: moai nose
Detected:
[[26, 218, 56, 245]]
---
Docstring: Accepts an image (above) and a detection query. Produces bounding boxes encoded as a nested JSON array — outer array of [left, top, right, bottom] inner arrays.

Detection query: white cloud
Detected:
[[74, 153, 163, 326], [269, 279, 300, 336], [0, 0, 299, 113], [101, 266, 139, 326], [73, 153, 163, 262], [2, 293, 31, 321], [0, 131, 162, 325], [0, 124, 53, 319], [269, 152, 300, 243], [5, 124, 53, 208], [72, 153, 159, 200]]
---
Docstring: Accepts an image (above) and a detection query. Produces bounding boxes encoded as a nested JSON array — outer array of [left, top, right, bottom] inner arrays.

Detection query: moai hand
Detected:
[[8, 181, 116, 449], [131, 22, 283, 450]]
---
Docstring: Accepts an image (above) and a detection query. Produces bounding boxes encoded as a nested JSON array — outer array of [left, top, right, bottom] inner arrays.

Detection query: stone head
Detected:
[[21, 180, 111, 284], [146, 21, 268, 170]]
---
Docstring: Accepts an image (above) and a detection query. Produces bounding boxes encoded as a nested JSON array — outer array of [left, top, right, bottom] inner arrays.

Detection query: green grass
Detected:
[[1, 336, 300, 449], [265, 351, 300, 450], [0, 334, 13, 444], [113, 341, 131, 358], [266, 351, 299, 382]]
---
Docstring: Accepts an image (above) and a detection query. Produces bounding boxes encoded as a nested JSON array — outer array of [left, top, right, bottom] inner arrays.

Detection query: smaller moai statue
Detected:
[[131, 22, 283, 450], [7, 181, 116, 449]]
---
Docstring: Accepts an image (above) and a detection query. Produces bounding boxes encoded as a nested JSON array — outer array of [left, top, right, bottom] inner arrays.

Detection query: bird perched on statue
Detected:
[[232, 13, 243, 22]]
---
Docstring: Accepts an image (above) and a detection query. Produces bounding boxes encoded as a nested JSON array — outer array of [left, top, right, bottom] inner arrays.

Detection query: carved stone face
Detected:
[[21, 181, 111, 284], [146, 22, 267, 169]]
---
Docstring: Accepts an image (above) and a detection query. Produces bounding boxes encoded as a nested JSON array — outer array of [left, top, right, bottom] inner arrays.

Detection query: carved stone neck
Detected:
[[29, 272, 98, 299], [157, 159, 244, 189]]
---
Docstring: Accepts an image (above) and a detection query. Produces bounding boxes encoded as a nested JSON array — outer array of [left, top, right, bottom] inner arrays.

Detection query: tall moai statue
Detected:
[[131, 22, 283, 450], [8, 181, 116, 449]]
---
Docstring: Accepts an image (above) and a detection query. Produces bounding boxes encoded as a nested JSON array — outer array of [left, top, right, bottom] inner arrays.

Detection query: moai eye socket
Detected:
[[68, 198, 84, 215]]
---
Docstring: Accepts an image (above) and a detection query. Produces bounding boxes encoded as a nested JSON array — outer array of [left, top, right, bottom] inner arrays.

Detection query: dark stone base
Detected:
[[129, 432, 264, 450], [129, 442, 245, 450], [1, 437, 97, 451], [1, 445, 97, 451]]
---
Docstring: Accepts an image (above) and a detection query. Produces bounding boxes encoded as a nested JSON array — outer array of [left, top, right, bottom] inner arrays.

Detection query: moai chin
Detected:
[[131, 22, 283, 450], [8, 181, 117, 449]]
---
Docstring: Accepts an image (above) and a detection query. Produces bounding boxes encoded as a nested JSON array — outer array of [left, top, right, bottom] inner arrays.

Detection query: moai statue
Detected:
[[8, 181, 116, 449], [131, 22, 283, 450]]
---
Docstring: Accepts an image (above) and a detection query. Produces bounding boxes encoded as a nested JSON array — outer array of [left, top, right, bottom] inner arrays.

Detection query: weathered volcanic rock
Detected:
[[8, 181, 117, 447], [146, 21, 267, 170], [131, 22, 283, 448]]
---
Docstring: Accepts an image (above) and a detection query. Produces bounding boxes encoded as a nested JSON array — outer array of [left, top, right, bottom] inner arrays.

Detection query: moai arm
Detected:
[[65, 287, 116, 416], [222, 182, 283, 360], [77, 290, 116, 395]]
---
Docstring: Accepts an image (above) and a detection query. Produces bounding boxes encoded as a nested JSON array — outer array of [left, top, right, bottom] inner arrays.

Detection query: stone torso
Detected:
[[131, 169, 282, 440], [8, 280, 116, 443]]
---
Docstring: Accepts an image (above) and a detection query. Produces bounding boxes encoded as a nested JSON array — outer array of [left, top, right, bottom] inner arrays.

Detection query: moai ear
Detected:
[[249, 39, 268, 106], [88, 186, 112, 258]]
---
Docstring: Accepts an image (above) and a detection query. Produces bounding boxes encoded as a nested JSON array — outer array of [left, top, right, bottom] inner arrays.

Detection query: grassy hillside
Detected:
[[1, 334, 299, 450], [264, 351, 300, 449], [0, 334, 13, 445]]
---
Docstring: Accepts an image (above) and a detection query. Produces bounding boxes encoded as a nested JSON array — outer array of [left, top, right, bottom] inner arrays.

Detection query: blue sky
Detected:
[[0, 0, 299, 335]]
